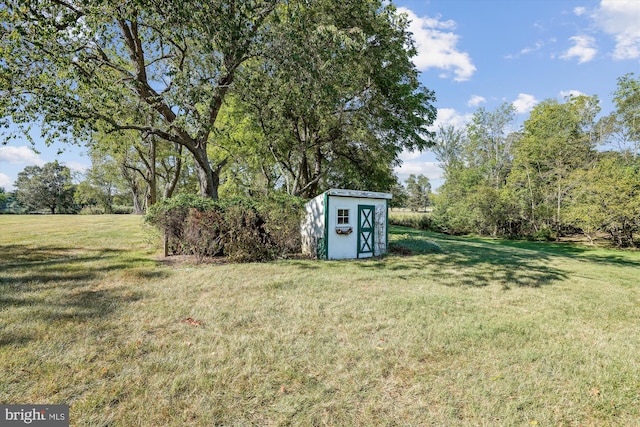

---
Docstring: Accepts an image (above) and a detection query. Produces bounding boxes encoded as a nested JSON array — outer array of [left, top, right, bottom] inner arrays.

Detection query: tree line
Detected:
[[432, 73, 639, 247]]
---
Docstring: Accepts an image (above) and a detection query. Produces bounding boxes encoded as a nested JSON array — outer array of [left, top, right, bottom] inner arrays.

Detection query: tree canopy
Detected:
[[14, 160, 76, 213], [430, 83, 639, 247], [1, 0, 436, 200]]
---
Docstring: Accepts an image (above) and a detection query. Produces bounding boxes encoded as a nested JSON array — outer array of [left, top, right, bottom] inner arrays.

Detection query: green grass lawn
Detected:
[[1, 215, 639, 426]]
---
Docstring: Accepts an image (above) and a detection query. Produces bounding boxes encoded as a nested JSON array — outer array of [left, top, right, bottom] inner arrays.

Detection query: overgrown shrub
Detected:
[[530, 226, 554, 242], [145, 193, 305, 262]]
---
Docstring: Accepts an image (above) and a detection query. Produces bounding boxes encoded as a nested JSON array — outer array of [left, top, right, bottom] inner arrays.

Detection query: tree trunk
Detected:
[[192, 144, 219, 200], [132, 192, 144, 214], [556, 179, 562, 240], [163, 144, 183, 199], [148, 136, 157, 206], [525, 167, 537, 232]]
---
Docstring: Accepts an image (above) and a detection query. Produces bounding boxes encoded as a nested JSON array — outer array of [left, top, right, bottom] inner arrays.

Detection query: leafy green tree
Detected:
[[432, 124, 466, 178], [87, 127, 186, 212], [389, 182, 408, 209], [466, 103, 518, 189], [1, 0, 280, 199], [565, 153, 640, 247], [405, 174, 431, 211], [0, 190, 20, 213], [508, 96, 599, 236], [432, 105, 521, 236], [600, 73, 639, 162], [235, 0, 436, 197], [74, 151, 128, 213], [0, 187, 7, 207], [14, 161, 76, 213]]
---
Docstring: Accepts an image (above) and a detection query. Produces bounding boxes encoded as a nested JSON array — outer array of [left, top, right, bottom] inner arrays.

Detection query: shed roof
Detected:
[[324, 188, 393, 200]]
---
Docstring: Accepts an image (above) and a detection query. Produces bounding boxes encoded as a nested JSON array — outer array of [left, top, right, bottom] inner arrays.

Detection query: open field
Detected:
[[1, 215, 639, 426]]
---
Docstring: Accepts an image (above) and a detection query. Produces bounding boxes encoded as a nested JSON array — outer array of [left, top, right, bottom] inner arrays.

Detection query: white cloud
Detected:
[[520, 40, 545, 55], [431, 108, 473, 130], [395, 161, 443, 181], [559, 89, 587, 99], [467, 95, 486, 107], [561, 35, 598, 63], [62, 161, 89, 173], [506, 39, 551, 60], [512, 93, 539, 114], [398, 7, 476, 81], [574, 6, 587, 16], [0, 173, 12, 189], [399, 150, 422, 162], [593, 0, 640, 60], [0, 146, 45, 166]]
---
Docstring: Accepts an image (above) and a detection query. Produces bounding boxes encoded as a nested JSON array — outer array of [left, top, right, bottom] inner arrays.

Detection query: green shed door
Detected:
[[357, 205, 375, 258]]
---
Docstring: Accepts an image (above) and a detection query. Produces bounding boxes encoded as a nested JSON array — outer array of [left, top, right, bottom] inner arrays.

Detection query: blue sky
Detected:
[[1, 0, 639, 191]]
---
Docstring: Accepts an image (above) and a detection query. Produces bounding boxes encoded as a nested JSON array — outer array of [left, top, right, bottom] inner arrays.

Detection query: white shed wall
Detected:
[[326, 196, 361, 259], [301, 193, 325, 257], [301, 189, 391, 260], [326, 195, 388, 259]]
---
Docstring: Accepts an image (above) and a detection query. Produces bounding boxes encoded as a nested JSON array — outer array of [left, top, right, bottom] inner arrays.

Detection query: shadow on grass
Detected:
[[439, 231, 640, 269], [0, 244, 155, 347], [373, 227, 573, 289]]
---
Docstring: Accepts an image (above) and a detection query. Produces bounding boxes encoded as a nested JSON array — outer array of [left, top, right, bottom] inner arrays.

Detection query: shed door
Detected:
[[357, 205, 375, 258]]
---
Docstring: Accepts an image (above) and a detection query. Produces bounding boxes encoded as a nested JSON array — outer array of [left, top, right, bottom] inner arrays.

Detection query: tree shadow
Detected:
[[373, 228, 572, 289], [463, 234, 640, 269], [0, 244, 156, 347]]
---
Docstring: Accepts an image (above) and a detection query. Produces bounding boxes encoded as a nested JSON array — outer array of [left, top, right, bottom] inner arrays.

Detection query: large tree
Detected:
[[599, 73, 639, 162], [1, 0, 280, 199], [465, 102, 518, 189], [432, 106, 522, 236], [508, 95, 600, 236], [2, 0, 436, 201], [235, 0, 436, 197], [405, 174, 431, 211], [565, 152, 640, 247], [14, 161, 76, 213]]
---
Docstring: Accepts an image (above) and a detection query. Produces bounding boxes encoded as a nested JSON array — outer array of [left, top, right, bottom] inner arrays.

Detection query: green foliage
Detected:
[[565, 153, 640, 247], [404, 174, 431, 211], [14, 161, 77, 214], [146, 193, 305, 261], [1, 0, 281, 199], [1, 0, 436, 200], [432, 96, 619, 242], [234, 0, 436, 197], [0, 188, 20, 214], [432, 104, 522, 236], [606, 73, 639, 160], [388, 183, 408, 209], [508, 96, 599, 235]]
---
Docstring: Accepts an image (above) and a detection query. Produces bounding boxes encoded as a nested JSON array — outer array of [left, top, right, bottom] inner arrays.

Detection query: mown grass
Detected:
[[1, 215, 639, 426]]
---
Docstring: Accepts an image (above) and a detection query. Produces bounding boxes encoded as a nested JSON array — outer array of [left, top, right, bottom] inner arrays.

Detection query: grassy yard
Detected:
[[1, 215, 639, 426]]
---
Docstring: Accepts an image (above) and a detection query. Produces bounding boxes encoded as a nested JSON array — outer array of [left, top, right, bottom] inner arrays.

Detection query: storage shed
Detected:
[[301, 189, 392, 260]]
